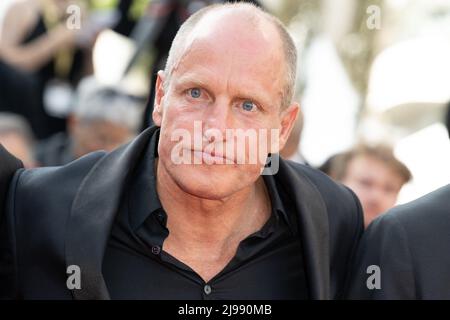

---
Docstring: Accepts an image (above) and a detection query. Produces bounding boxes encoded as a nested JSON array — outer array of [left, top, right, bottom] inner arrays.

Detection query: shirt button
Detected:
[[204, 284, 212, 295], [151, 245, 161, 255]]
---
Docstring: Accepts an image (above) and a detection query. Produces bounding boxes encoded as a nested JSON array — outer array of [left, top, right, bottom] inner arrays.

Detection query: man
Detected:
[[35, 77, 144, 166], [346, 184, 450, 299], [325, 145, 411, 228], [0, 3, 363, 299]]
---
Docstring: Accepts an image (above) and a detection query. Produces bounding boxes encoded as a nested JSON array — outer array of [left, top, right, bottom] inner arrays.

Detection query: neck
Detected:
[[155, 159, 271, 266]]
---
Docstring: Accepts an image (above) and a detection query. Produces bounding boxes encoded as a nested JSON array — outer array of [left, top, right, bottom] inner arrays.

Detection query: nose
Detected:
[[203, 97, 232, 138]]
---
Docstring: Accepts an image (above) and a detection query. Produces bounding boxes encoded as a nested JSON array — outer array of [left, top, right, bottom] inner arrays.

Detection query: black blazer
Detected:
[[346, 184, 450, 299], [0, 126, 363, 300], [0, 144, 22, 221]]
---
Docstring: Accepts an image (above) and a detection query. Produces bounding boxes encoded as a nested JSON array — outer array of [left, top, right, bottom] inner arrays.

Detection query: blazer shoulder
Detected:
[[367, 185, 450, 299], [285, 160, 363, 226], [8, 151, 107, 222], [365, 184, 450, 264], [14, 151, 106, 193], [283, 160, 364, 247]]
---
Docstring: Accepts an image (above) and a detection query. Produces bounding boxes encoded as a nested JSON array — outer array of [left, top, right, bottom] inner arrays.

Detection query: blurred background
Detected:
[[270, 0, 450, 206], [0, 0, 449, 213]]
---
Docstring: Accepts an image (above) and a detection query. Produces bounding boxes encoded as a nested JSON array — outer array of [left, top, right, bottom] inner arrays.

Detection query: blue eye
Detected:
[[242, 100, 255, 112], [189, 88, 201, 98]]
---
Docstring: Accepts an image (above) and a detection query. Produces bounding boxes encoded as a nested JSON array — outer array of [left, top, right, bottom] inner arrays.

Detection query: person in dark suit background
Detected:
[[346, 183, 450, 299], [0, 3, 363, 300]]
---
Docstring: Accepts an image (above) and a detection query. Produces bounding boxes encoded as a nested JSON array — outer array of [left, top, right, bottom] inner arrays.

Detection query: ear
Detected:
[[152, 70, 166, 127], [276, 102, 300, 153]]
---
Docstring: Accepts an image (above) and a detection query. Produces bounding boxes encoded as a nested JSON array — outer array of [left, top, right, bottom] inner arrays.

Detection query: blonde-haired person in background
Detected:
[[325, 144, 411, 228]]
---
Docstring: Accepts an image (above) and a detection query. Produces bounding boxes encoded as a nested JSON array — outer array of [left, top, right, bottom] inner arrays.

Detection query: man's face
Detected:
[[342, 155, 405, 227], [153, 12, 298, 200]]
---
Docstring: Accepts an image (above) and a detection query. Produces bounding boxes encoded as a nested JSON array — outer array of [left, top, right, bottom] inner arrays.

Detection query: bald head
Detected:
[[163, 3, 297, 109]]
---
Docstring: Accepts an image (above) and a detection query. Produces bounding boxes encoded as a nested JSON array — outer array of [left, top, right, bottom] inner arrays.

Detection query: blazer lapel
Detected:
[[277, 160, 330, 299], [65, 126, 158, 300]]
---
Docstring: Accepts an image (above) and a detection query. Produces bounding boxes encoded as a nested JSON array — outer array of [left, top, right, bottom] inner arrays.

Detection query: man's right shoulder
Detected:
[[9, 151, 107, 212]]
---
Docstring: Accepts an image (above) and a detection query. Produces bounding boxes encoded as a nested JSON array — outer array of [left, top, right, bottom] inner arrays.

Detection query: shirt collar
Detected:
[[262, 173, 296, 233], [128, 128, 162, 230]]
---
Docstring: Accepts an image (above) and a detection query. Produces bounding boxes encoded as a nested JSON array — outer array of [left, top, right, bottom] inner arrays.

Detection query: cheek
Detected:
[[160, 99, 199, 130], [158, 124, 197, 171], [384, 193, 398, 207]]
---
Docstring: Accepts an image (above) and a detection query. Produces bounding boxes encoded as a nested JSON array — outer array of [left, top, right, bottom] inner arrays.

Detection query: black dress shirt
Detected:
[[103, 130, 309, 299]]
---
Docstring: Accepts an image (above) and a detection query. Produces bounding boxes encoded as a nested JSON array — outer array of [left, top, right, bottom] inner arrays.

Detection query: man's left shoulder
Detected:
[[279, 159, 364, 298], [283, 160, 363, 224]]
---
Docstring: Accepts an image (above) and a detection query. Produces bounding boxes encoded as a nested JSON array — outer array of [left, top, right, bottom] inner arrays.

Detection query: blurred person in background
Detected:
[[325, 145, 411, 228], [0, 112, 36, 168], [0, 0, 115, 139], [347, 183, 450, 299], [35, 76, 145, 167]]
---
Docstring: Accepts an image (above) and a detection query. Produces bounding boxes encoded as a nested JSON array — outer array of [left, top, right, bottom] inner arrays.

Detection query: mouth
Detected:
[[191, 149, 236, 165]]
